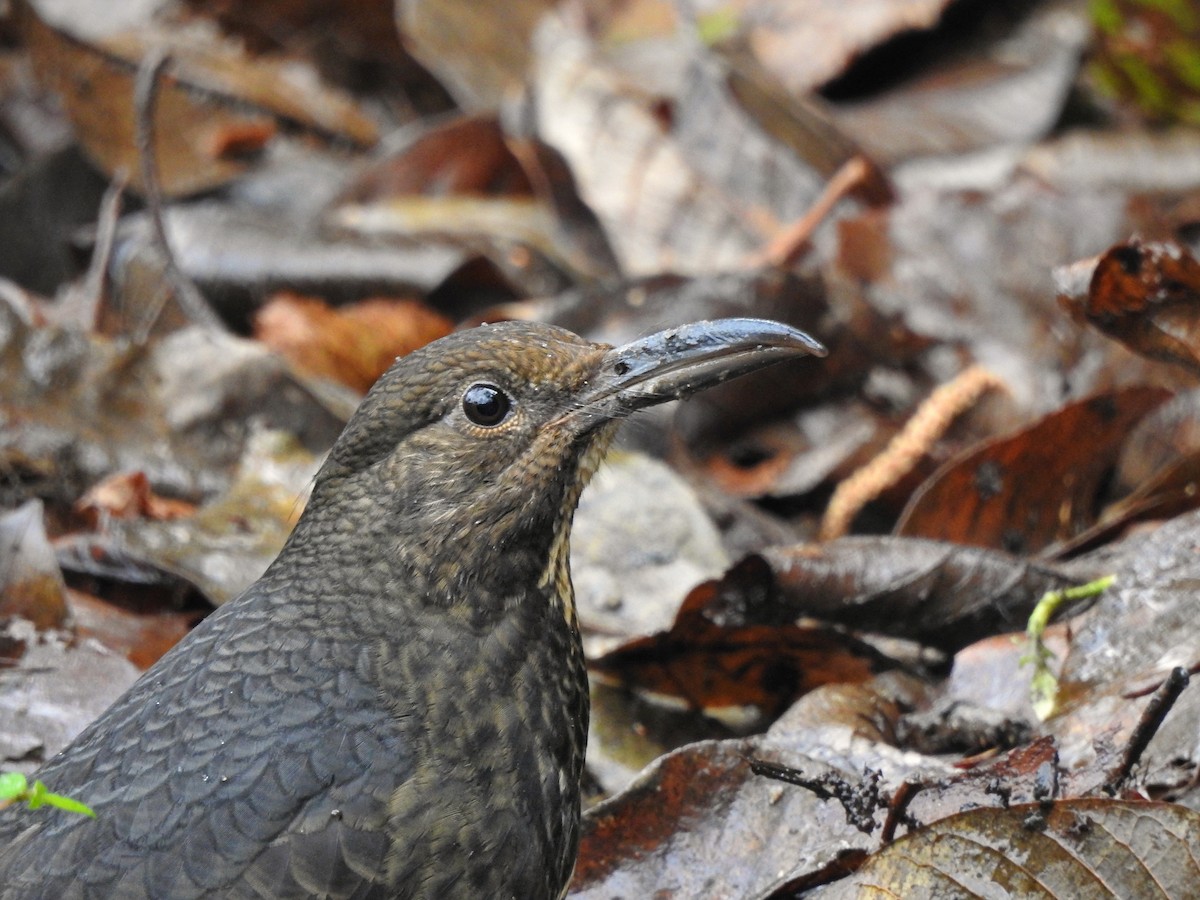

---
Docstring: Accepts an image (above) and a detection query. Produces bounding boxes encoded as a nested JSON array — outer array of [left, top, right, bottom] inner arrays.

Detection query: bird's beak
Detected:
[[577, 318, 827, 421]]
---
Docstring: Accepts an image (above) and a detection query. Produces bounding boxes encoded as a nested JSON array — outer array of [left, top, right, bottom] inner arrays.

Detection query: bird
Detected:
[[0, 318, 825, 899]]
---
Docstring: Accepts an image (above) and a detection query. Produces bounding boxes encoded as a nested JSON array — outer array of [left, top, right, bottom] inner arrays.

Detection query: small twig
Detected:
[[749, 757, 884, 835], [133, 48, 223, 341], [753, 156, 871, 270], [80, 173, 127, 330], [879, 777, 922, 845], [1123, 660, 1200, 699], [820, 365, 1005, 540], [1103, 666, 1190, 795]]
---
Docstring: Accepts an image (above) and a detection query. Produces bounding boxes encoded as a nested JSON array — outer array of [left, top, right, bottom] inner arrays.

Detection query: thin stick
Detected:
[[79, 173, 127, 330], [1104, 666, 1190, 795], [132, 48, 223, 341], [754, 156, 871, 270], [820, 366, 1005, 540]]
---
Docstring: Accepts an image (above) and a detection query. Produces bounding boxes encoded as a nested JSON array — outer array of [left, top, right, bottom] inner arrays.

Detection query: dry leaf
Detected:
[[255, 292, 453, 392], [76, 471, 197, 527], [18, 0, 377, 197]]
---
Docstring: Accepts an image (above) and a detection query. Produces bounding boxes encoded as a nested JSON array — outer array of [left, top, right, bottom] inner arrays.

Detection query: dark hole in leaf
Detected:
[[727, 443, 776, 470]]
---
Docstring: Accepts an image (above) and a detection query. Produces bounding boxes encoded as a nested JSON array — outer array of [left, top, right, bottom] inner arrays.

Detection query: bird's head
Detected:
[[288, 319, 825, 609]]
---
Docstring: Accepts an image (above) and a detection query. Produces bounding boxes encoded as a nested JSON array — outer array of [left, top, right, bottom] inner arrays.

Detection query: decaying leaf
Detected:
[[765, 538, 1083, 653], [75, 470, 196, 527], [66, 591, 198, 671], [330, 115, 619, 281], [571, 739, 874, 900]]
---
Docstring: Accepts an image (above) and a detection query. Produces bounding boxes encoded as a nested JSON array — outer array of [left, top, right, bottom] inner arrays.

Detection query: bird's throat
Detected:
[[538, 422, 620, 630]]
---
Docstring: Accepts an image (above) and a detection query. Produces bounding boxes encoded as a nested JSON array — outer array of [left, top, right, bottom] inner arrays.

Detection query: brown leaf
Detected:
[[331, 114, 620, 282], [588, 557, 888, 716], [76, 471, 197, 528], [183, 0, 403, 65], [18, 0, 377, 198], [896, 386, 1172, 554], [816, 798, 1200, 899], [765, 537, 1083, 652], [66, 591, 198, 671], [1058, 239, 1200, 375], [59, 461, 311, 610], [0, 501, 70, 632], [338, 115, 534, 200], [254, 292, 453, 393], [571, 739, 872, 899], [398, 0, 559, 109]]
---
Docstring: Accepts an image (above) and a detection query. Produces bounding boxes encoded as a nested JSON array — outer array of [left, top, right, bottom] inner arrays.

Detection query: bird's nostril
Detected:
[[613, 361, 631, 377]]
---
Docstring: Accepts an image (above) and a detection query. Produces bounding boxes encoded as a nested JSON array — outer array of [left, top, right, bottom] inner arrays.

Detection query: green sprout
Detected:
[[1021, 575, 1116, 721], [0, 772, 95, 818]]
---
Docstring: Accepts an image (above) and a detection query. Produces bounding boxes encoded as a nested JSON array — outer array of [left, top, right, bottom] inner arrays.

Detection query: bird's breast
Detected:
[[379, 588, 588, 898]]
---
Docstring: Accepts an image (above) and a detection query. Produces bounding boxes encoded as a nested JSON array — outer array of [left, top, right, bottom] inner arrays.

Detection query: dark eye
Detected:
[[462, 383, 512, 426]]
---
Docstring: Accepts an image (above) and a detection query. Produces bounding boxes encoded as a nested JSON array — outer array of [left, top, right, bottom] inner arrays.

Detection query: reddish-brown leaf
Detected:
[[17, 0, 376, 197], [76, 471, 197, 528], [588, 558, 888, 716], [254, 292, 453, 392], [1059, 239, 1200, 374], [896, 387, 1171, 554], [67, 591, 199, 670]]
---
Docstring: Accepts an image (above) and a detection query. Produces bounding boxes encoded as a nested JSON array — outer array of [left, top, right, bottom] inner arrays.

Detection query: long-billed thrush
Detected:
[[0, 318, 825, 898]]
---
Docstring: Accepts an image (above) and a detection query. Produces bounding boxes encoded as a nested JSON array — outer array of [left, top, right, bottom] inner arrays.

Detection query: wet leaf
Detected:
[[571, 739, 873, 900], [572, 453, 729, 658], [589, 557, 890, 717], [0, 618, 139, 769], [816, 798, 1200, 899], [896, 387, 1172, 554], [765, 538, 1084, 652]]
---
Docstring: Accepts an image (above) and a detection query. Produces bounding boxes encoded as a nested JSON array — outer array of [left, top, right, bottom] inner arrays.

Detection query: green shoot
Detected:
[[1021, 575, 1116, 721], [0, 771, 95, 818]]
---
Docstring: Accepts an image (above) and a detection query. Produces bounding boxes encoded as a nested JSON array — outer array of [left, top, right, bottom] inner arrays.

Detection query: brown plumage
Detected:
[[0, 319, 824, 899]]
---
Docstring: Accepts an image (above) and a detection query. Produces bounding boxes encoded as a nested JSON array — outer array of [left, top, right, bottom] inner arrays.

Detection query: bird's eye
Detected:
[[462, 383, 512, 426]]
